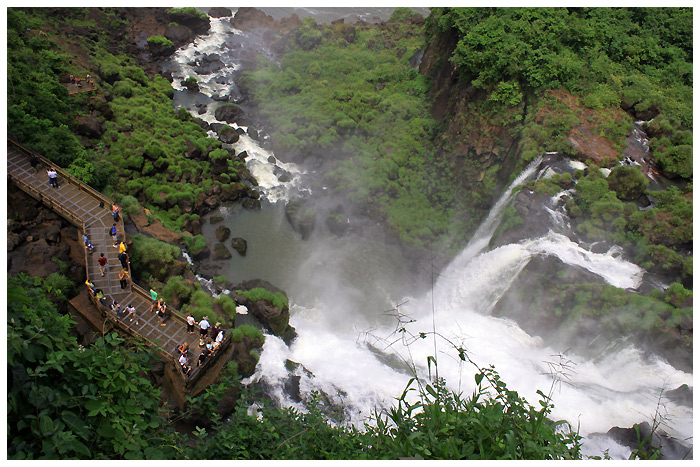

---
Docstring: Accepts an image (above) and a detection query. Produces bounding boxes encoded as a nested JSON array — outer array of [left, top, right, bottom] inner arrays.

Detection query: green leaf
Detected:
[[39, 415, 54, 436]]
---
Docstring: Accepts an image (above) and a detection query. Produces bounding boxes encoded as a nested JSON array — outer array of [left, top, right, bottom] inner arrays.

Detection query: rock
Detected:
[[164, 24, 194, 44], [285, 199, 316, 240], [184, 217, 202, 236], [490, 190, 552, 248], [665, 384, 693, 408], [213, 243, 232, 260], [273, 166, 292, 183], [242, 198, 261, 211], [214, 103, 246, 124], [217, 125, 240, 144], [210, 216, 224, 224], [209, 7, 233, 18], [248, 127, 259, 140], [326, 213, 350, 237], [168, 8, 210, 36], [181, 78, 200, 92], [128, 207, 184, 244], [74, 115, 105, 138], [230, 237, 247, 256], [215, 225, 231, 242], [284, 375, 302, 403], [194, 53, 224, 75], [233, 280, 296, 342], [230, 7, 276, 31], [606, 422, 692, 460], [147, 39, 176, 59]]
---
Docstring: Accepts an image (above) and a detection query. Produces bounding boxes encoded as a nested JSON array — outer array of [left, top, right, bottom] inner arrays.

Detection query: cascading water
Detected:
[[165, 8, 692, 459]]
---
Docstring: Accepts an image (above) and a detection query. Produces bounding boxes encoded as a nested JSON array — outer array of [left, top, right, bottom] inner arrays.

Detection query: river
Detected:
[[166, 7, 693, 459]]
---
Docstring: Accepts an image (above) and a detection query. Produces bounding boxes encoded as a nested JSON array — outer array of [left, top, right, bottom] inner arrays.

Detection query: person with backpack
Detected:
[[109, 224, 118, 247]]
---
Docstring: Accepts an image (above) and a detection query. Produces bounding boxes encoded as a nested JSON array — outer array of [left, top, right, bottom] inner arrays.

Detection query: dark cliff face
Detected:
[[418, 24, 523, 230]]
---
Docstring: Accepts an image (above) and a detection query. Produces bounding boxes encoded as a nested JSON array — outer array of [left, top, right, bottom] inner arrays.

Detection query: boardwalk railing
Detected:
[[8, 137, 230, 389], [9, 139, 115, 209]]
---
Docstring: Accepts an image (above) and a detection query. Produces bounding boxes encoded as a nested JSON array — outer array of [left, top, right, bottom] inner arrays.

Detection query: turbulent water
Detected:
[[167, 8, 693, 459]]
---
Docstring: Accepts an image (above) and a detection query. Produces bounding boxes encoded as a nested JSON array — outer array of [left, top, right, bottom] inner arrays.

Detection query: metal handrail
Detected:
[[10, 138, 231, 389], [9, 138, 114, 208]]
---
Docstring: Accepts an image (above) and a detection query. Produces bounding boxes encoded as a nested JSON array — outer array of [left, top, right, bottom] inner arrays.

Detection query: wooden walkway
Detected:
[[7, 139, 227, 386], [62, 79, 98, 95]]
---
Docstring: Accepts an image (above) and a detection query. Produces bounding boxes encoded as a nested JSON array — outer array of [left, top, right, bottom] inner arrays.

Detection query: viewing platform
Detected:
[[7, 138, 229, 389]]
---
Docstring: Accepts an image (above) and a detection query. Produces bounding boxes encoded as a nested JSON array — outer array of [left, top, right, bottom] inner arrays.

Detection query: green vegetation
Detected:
[[9, 272, 585, 459], [167, 7, 208, 21], [6, 8, 244, 232], [236, 287, 289, 310], [231, 324, 265, 344], [146, 35, 173, 48], [242, 14, 458, 249], [129, 233, 182, 283], [426, 7, 692, 175], [8, 274, 170, 459]]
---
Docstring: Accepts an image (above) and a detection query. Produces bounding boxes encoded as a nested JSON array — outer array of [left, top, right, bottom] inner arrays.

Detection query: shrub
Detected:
[[147, 35, 174, 48], [231, 324, 264, 344], [236, 287, 289, 310]]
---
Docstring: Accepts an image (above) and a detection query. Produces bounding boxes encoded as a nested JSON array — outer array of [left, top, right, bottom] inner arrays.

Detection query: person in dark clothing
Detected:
[[197, 347, 211, 367], [29, 154, 40, 173]]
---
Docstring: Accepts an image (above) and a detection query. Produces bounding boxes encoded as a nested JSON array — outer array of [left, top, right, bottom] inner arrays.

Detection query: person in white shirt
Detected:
[[199, 316, 210, 337]]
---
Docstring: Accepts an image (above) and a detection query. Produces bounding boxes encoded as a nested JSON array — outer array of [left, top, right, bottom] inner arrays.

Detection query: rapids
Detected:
[[166, 8, 693, 459]]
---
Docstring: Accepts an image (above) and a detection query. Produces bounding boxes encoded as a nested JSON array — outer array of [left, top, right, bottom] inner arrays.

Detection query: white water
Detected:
[[168, 10, 693, 458], [244, 163, 691, 455]]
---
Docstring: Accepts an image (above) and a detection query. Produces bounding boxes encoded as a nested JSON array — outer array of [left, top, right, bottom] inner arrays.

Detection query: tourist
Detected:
[[199, 337, 206, 349], [186, 313, 196, 334], [112, 204, 120, 222], [179, 353, 191, 376], [197, 347, 211, 367], [110, 224, 118, 247], [206, 339, 214, 352], [97, 253, 107, 276], [47, 167, 58, 188], [210, 322, 221, 339], [85, 278, 96, 294], [95, 288, 106, 306], [82, 234, 94, 254], [29, 153, 40, 173], [119, 270, 129, 290], [110, 299, 122, 315], [177, 342, 190, 356], [118, 251, 129, 270], [199, 316, 210, 337], [125, 304, 138, 324], [157, 299, 167, 326], [118, 240, 127, 255], [150, 287, 158, 302], [216, 329, 225, 344]]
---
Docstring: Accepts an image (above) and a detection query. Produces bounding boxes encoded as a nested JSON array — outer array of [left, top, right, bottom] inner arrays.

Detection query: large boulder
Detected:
[[230, 7, 276, 30], [193, 53, 224, 75], [230, 237, 247, 256], [215, 225, 231, 242], [167, 8, 210, 35], [285, 199, 316, 240], [209, 7, 233, 18], [233, 280, 296, 342], [214, 103, 246, 124], [164, 24, 194, 44], [217, 125, 240, 144], [213, 243, 232, 260], [74, 116, 105, 138], [605, 422, 692, 460]]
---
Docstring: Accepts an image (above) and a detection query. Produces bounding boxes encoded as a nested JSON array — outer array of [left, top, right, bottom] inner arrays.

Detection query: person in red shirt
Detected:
[[97, 253, 107, 276]]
